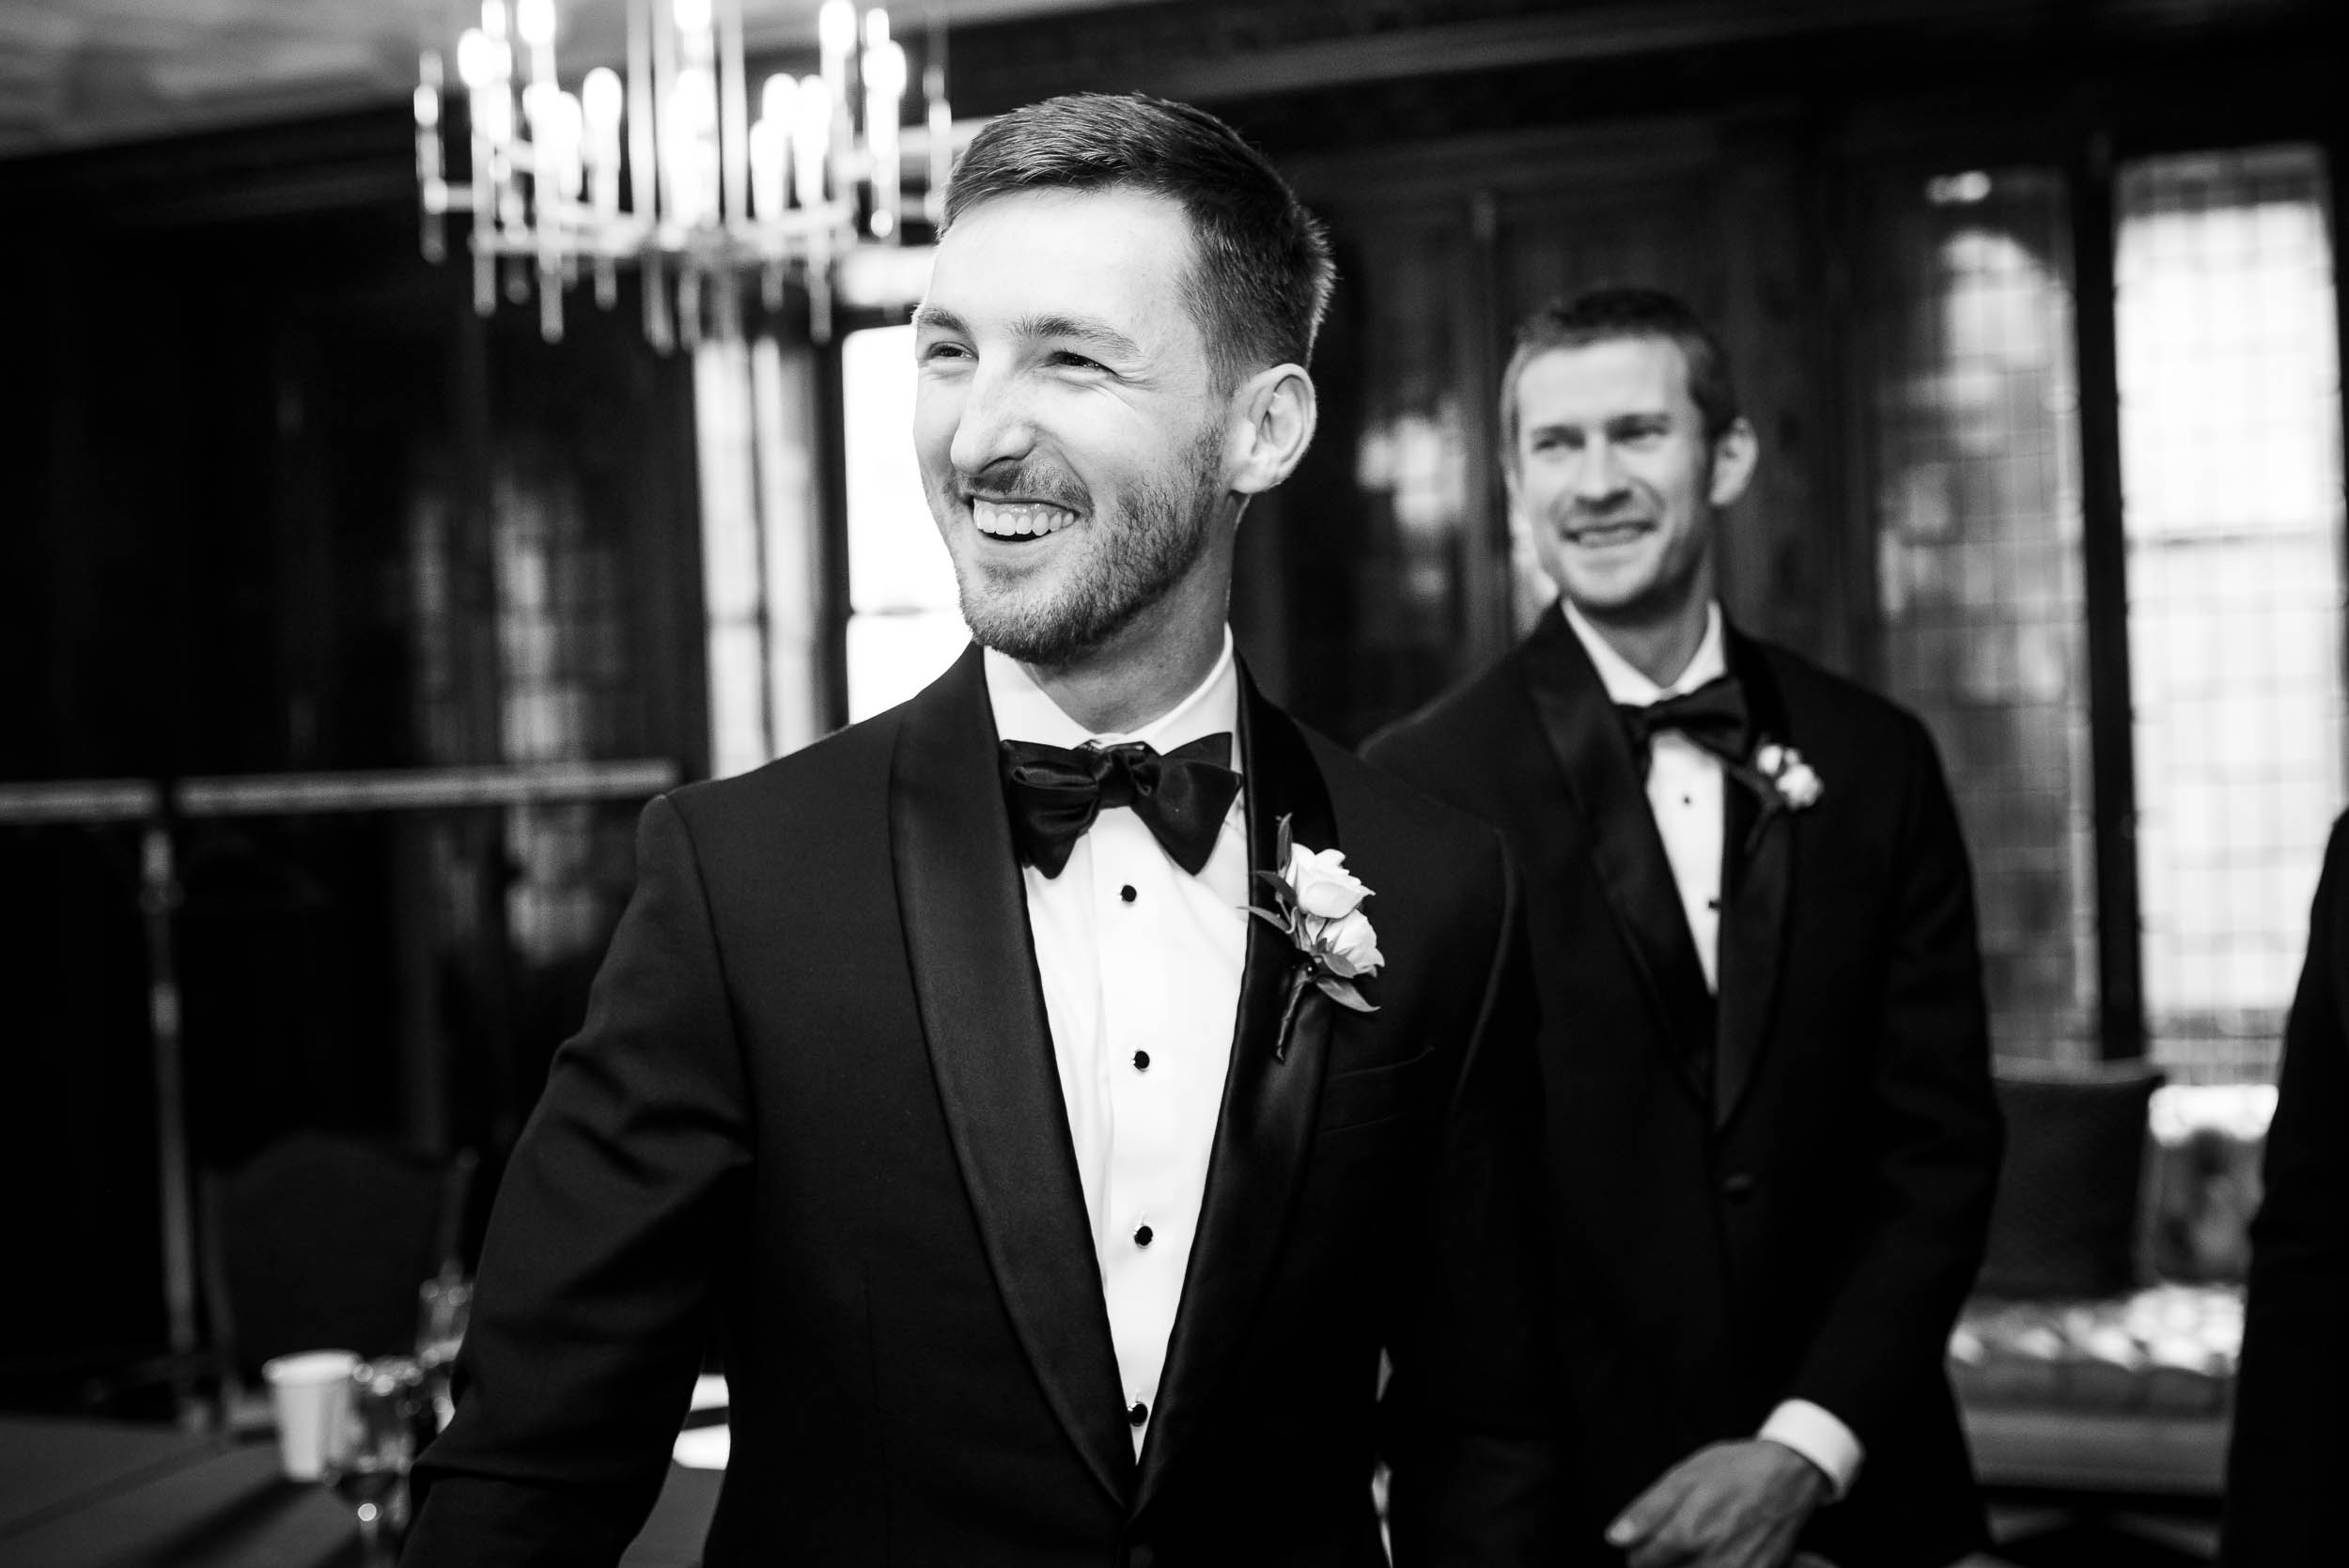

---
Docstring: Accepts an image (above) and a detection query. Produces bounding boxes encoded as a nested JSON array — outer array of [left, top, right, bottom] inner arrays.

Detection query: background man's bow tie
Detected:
[[999, 733, 1239, 877], [1615, 676, 1751, 777]]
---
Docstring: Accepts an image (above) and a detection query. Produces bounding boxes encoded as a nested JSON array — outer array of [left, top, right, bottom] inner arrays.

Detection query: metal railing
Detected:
[[0, 759, 681, 1404]]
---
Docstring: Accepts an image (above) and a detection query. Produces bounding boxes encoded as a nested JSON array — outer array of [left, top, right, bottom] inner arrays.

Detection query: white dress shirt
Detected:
[[984, 631, 1249, 1456], [1563, 599, 1865, 1499]]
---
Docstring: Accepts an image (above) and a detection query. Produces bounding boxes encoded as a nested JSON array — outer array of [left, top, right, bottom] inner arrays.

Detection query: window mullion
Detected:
[[2068, 135, 2149, 1064]]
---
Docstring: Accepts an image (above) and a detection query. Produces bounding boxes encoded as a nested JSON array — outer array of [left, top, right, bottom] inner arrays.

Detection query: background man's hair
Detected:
[[943, 93, 1335, 389], [1500, 286, 1744, 455]]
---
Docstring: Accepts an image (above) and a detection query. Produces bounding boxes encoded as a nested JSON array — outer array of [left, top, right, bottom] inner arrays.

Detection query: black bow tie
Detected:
[[999, 733, 1240, 878], [1615, 675, 1751, 777]]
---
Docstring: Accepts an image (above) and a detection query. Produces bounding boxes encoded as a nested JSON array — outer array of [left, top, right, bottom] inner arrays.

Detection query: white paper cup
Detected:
[[262, 1349, 359, 1481]]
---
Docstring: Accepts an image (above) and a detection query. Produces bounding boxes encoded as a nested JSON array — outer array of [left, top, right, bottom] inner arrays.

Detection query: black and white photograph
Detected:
[[1, 2, 2342, 1565]]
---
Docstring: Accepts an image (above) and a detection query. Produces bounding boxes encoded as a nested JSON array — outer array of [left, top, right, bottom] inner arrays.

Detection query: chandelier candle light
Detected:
[[415, 0, 957, 348]]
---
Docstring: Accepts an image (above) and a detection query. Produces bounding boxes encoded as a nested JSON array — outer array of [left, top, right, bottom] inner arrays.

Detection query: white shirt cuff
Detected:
[[1758, 1400, 1863, 1500]]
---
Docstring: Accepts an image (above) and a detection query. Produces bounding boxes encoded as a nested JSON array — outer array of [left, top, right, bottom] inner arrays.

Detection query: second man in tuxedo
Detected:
[[1368, 287, 2002, 1568]]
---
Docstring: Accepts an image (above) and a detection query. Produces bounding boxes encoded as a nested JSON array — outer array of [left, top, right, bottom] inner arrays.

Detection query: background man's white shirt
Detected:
[[1563, 598, 1865, 1499], [984, 632, 1249, 1456]]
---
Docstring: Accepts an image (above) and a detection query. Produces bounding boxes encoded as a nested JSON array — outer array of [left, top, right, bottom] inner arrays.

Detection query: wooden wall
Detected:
[[0, 117, 706, 1390]]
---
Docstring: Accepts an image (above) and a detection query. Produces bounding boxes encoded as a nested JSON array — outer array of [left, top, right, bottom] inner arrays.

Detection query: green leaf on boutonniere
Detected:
[[1254, 814, 1385, 1055], [1251, 866, 1298, 908]]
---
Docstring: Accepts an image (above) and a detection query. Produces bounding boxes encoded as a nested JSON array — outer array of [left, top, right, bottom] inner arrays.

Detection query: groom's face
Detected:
[[913, 184, 1235, 666]]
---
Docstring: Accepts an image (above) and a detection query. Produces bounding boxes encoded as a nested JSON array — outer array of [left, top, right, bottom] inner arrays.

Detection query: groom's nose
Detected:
[[947, 364, 1041, 476]]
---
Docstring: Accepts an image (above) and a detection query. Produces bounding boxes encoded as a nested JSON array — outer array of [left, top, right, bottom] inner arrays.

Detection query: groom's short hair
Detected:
[[943, 93, 1334, 390]]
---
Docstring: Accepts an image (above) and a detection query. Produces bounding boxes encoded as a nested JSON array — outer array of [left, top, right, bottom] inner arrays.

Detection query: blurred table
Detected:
[[0, 1416, 722, 1567]]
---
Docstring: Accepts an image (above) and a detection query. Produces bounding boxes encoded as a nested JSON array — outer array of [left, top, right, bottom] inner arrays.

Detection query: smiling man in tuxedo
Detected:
[[407, 93, 1560, 1566], [1367, 288, 2001, 1568]]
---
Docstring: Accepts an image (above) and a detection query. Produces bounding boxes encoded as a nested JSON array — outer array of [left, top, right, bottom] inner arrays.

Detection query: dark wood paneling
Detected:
[[0, 111, 706, 1394]]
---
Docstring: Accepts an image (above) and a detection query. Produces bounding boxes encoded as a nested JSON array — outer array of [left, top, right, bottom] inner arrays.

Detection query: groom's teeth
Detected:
[[972, 501, 1074, 538]]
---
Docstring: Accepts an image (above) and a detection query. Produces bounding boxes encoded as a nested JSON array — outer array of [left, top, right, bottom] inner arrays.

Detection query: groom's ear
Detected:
[[1226, 365, 1317, 497]]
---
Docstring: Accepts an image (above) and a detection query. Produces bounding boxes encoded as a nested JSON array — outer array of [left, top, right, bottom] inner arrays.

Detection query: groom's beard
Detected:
[[941, 426, 1225, 668]]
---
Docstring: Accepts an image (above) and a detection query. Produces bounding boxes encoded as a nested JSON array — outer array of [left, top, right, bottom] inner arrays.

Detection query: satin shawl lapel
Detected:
[[1715, 629, 1793, 1130], [888, 644, 1132, 1504], [1131, 664, 1337, 1517], [1520, 605, 1715, 1107]]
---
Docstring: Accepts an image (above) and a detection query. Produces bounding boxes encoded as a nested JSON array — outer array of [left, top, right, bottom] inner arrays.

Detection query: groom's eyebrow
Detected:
[[912, 303, 1142, 363], [1012, 313, 1143, 362]]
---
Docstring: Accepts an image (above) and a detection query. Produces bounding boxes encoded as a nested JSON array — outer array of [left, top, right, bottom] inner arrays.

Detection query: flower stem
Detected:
[[1273, 967, 1314, 1063]]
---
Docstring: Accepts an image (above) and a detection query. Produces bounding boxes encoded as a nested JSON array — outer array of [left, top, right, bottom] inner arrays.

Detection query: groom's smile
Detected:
[[969, 496, 1081, 541]]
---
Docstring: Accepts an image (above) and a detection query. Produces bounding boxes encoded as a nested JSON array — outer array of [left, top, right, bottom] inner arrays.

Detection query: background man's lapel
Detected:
[[1520, 606, 1716, 1108], [1132, 664, 1336, 1514], [1715, 629, 1793, 1129], [888, 644, 1134, 1504]]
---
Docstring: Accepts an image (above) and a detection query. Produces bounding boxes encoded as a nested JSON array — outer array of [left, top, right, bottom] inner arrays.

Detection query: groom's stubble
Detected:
[[935, 416, 1230, 669]]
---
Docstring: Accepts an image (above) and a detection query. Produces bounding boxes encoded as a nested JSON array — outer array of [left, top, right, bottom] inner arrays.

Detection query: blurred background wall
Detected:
[[0, 0, 2341, 1403]]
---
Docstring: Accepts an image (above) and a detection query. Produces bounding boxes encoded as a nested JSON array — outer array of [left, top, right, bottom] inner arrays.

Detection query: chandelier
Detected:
[[412, 0, 957, 347]]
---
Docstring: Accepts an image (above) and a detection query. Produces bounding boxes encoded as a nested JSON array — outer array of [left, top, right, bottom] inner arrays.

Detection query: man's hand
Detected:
[[1604, 1439, 1830, 1568]]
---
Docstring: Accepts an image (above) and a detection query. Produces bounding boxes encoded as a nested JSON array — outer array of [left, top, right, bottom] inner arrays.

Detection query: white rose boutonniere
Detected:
[[1752, 741, 1825, 812], [1319, 908, 1385, 978], [1250, 815, 1382, 1059], [1286, 843, 1372, 922]]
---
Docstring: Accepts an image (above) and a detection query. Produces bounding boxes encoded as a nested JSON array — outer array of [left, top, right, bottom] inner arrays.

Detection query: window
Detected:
[[1869, 168, 2097, 1065], [694, 335, 826, 776], [691, 317, 960, 765], [2118, 147, 2346, 1083], [1868, 144, 2345, 1084], [842, 324, 965, 721]]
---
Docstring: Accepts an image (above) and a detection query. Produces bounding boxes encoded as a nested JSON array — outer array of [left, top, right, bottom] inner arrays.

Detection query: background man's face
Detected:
[[913, 185, 1233, 666], [1509, 335, 1747, 629]]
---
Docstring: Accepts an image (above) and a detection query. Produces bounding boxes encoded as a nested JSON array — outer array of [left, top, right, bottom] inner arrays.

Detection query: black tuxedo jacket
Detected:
[[1365, 607, 2001, 1568], [2222, 812, 2349, 1566], [407, 646, 1561, 1567]]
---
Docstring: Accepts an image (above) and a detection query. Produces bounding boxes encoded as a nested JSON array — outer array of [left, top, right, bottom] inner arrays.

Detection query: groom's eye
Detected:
[[1047, 349, 1107, 371]]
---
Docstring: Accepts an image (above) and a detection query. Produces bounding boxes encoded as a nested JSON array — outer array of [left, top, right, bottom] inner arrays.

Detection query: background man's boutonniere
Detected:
[[1725, 739, 1823, 855], [1717, 739, 1822, 856], [1752, 741, 1824, 811], [1250, 815, 1382, 1060]]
